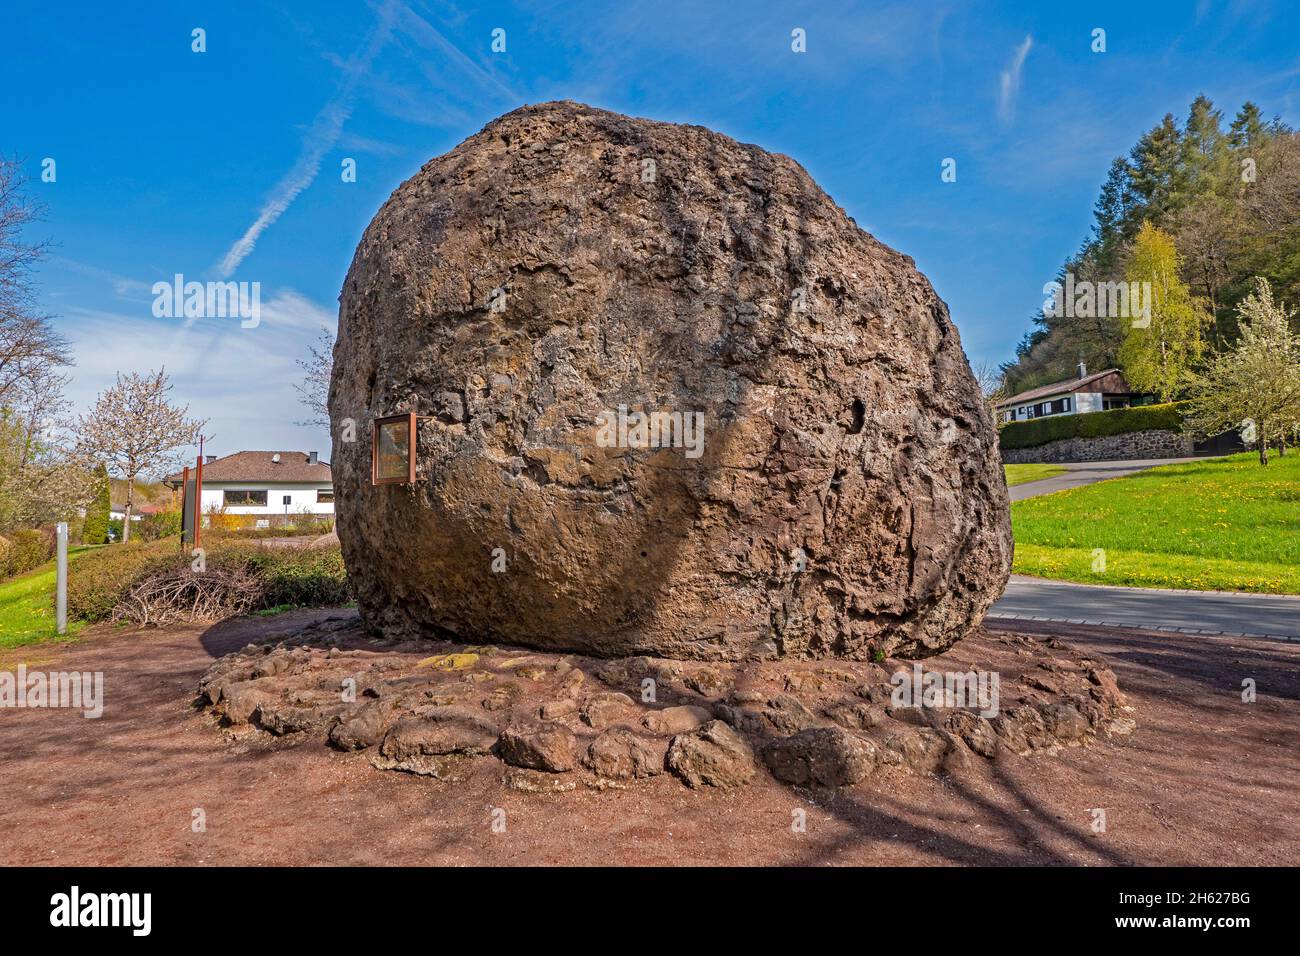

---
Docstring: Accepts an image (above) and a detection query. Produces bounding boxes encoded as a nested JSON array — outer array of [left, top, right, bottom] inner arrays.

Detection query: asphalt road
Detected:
[[1008, 457, 1200, 501], [990, 575, 1300, 641]]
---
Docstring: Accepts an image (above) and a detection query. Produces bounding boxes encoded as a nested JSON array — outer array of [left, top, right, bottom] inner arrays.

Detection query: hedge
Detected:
[[67, 537, 350, 624], [66, 539, 179, 621], [0, 528, 56, 581], [137, 510, 183, 541], [999, 401, 1188, 451]]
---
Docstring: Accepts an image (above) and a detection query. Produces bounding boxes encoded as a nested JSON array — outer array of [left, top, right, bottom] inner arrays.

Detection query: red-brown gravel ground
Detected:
[[1, 610, 1295, 866]]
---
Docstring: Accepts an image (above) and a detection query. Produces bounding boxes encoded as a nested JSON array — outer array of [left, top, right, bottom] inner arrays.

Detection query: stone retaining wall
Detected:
[[1000, 428, 1193, 464]]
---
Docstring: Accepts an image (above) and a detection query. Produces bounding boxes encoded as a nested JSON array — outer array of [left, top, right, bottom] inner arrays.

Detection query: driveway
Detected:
[[1009, 457, 1201, 501], [991, 575, 1300, 641]]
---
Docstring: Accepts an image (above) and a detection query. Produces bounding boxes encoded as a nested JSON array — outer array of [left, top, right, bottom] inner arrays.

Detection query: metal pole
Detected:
[[55, 521, 68, 635]]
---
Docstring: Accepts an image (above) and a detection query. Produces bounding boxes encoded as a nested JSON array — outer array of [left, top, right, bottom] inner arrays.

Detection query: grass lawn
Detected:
[[1004, 463, 1067, 487], [0, 546, 97, 650], [1011, 452, 1300, 594]]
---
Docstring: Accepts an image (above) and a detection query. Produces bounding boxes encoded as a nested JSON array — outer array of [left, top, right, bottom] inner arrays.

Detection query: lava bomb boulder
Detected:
[[329, 101, 1012, 661]]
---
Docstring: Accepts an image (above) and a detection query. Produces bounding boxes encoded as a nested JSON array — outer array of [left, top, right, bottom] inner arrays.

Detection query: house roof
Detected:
[[165, 451, 331, 485], [995, 368, 1125, 408]]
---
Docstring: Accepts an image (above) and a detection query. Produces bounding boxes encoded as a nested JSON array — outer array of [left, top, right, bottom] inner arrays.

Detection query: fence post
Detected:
[[56, 521, 68, 635]]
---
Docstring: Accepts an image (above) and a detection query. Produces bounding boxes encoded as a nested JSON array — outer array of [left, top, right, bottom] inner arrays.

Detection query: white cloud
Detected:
[[216, 100, 351, 277], [337, 131, 407, 156], [997, 34, 1033, 125], [217, 0, 530, 278], [59, 289, 335, 459], [50, 256, 154, 300], [256, 288, 336, 333], [395, 2, 519, 102]]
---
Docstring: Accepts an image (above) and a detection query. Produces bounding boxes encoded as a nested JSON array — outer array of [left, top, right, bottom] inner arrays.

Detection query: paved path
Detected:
[[990, 575, 1300, 641], [1009, 457, 1200, 501]]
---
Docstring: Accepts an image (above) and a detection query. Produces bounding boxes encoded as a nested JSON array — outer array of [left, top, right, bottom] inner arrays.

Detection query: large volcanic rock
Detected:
[[329, 101, 1011, 661]]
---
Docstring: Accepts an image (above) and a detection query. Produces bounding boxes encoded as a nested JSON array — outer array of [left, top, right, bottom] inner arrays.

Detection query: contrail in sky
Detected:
[[217, 0, 400, 277]]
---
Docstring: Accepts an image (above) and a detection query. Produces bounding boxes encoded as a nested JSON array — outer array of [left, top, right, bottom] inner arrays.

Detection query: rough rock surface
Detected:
[[666, 720, 758, 790], [497, 722, 577, 772], [762, 726, 878, 787], [197, 615, 1134, 793], [584, 728, 667, 781], [331, 100, 1011, 660]]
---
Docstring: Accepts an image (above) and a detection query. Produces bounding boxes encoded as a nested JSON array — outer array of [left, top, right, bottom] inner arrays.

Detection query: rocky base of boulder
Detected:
[[196, 613, 1134, 793]]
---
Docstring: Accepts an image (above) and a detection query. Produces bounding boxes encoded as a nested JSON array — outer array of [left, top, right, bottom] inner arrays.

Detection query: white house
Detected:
[[166, 451, 333, 524], [108, 502, 168, 523], [995, 364, 1149, 425]]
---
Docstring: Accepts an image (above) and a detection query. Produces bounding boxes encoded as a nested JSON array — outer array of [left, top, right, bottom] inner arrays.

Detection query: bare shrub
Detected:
[[111, 563, 261, 626]]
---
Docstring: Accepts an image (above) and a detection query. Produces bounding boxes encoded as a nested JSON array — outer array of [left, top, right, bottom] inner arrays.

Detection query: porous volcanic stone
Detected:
[[497, 722, 577, 773], [330, 100, 1012, 660], [762, 726, 879, 788], [584, 728, 667, 780], [666, 719, 757, 789]]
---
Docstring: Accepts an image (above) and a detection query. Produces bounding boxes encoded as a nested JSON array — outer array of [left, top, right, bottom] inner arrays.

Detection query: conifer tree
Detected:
[[82, 463, 111, 544]]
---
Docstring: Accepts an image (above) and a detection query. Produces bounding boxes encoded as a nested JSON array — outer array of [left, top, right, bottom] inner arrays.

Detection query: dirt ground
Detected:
[[0, 610, 1296, 866]]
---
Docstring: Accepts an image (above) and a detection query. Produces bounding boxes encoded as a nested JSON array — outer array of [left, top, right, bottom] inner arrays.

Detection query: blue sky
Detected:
[[3, 0, 1298, 460]]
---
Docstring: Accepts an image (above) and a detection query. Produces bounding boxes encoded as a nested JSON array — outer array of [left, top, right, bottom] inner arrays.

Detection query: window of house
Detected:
[[317, 489, 334, 504], [1064, 397, 1071, 412], [224, 489, 268, 507]]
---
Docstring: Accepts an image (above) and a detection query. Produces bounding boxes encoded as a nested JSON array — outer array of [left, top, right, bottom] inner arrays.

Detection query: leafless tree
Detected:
[[0, 158, 49, 297], [1237, 131, 1300, 233], [0, 158, 69, 406], [1173, 196, 1237, 340], [0, 157, 84, 531], [294, 328, 333, 429], [971, 359, 1007, 398], [970, 358, 1009, 425], [75, 369, 206, 542]]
